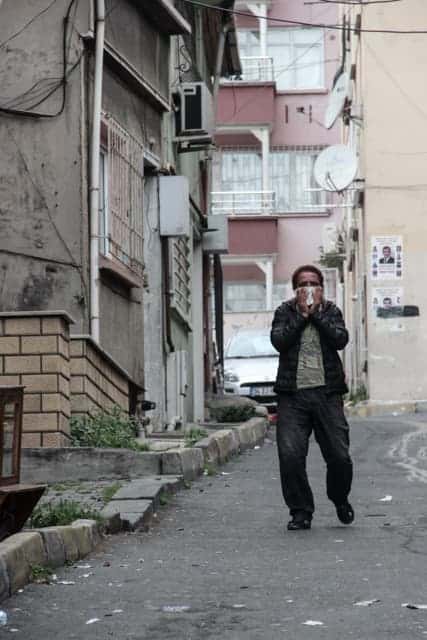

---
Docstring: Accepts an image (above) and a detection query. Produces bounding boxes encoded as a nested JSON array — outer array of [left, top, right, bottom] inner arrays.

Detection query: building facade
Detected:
[[0, 0, 239, 445], [340, 1, 427, 404], [212, 0, 341, 343]]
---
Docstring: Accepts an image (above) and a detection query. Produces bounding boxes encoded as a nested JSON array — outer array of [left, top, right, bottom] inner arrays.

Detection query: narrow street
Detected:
[[4, 414, 427, 639]]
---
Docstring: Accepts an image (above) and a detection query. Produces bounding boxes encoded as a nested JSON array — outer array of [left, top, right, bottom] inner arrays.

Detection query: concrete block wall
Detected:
[[0, 313, 72, 448], [0, 314, 131, 448], [70, 337, 129, 417]]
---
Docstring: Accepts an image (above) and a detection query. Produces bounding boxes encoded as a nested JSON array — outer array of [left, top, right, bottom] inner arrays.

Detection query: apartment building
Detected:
[[0, 0, 239, 444], [339, 0, 427, 405], [212, 0, 341, 342]]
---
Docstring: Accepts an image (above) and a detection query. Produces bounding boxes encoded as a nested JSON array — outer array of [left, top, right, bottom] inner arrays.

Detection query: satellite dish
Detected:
[[324, 71, 350, 129], [314, 144, 358, 192]]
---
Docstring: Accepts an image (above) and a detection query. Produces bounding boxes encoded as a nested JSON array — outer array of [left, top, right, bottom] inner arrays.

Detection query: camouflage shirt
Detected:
[[296, 322, 325, 390]]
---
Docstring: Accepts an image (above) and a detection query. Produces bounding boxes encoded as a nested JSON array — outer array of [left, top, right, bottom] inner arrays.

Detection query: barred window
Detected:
[[99, 114, 144, 274], [170, 236, 191, 321]]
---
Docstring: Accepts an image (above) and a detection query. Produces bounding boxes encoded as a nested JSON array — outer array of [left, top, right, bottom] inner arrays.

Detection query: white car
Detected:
[[223, 328, 278, 412]]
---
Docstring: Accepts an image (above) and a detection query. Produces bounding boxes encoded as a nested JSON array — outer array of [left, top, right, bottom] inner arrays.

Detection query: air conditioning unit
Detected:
[[175, 82, 214, 140]]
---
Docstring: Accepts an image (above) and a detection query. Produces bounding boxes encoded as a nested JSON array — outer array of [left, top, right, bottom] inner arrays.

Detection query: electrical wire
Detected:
[[364, 38, 427, 122], [180, 0, 427, 35], [0, 0, 59, 49], [306, 0, 402, 5], [0, 0, 81, 118], [229, 34, 326, 119]]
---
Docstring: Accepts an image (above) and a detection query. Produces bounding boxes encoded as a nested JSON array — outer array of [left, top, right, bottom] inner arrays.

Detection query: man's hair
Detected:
[[291, 264, 324, 290], [383, 246, 391, 252]]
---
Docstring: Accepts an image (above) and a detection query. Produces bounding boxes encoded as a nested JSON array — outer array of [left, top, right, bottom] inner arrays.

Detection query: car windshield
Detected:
[[226, 332, 278, 358]]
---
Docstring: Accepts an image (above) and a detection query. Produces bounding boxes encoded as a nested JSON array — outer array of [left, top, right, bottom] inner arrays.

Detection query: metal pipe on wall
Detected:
[[89, 0, 105, 342]]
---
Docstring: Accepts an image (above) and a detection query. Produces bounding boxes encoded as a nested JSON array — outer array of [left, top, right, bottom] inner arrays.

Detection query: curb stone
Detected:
[[76, 419, 268, 533], [194, 416, 267, 466], [0, 416, 268, 602], [345, 400, 418, 418], [0, 519, 101, 602], [161, 447, 205, 480], [101, 499, 153, 532]]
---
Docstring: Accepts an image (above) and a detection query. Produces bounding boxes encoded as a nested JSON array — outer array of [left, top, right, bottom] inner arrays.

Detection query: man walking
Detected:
[[270, 265, 353, 531]]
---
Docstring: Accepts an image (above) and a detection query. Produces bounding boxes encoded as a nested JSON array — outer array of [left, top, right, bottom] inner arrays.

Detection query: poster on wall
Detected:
[[372, 287, 403, 313], [371, 236, 403, 280]]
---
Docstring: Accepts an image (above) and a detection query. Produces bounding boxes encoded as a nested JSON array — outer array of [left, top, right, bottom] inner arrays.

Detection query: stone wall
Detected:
[[0, 313, 132, 448], [0, 312, 72, 448], [70, 337, 129, 417]]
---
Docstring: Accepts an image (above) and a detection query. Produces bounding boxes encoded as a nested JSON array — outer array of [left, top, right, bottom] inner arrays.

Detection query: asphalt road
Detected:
[[3, 413, 427, 639]]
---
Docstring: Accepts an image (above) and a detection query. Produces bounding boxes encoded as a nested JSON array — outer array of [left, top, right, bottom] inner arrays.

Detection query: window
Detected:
[[237, 27, 325, 90], [270, 148, 325, 212], [170, 236, 192, 321], [99, 115, 144, 274], [224, 283, 265, 312], [237, 30, 261, 59], [220, 147, 326, 213], [267, 28, 324, 91], [221, 151, 262, 193]]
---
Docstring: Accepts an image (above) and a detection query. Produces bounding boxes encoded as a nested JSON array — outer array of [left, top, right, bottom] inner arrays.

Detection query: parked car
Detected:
[[223, 328, 278, 412]]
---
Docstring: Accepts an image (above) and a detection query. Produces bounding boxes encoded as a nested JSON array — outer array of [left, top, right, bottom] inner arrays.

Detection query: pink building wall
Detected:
[[217, 84, 275, 127], [217, 1, 342, 284]]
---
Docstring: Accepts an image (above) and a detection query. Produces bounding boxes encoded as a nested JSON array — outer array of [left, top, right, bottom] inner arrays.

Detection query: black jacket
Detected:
[[270, 299, 348, 395]]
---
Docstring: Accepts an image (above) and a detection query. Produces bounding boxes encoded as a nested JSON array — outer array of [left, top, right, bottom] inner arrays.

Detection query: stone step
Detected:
[[100, 476, 184, 532]]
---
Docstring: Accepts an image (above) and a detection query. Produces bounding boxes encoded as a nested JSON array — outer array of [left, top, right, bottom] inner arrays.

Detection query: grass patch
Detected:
[[159, 493, 171, 506], [30, 564, 54, 584], [70, 406, 148, 451], [29, 500, 103, 528], [102, 482, 122, 504], [203, 463, 217, 477], [135, 441, 150, 452], [184, 427, 208, 447], [50, 483, 69, 494], [347, 384, 368, 405]]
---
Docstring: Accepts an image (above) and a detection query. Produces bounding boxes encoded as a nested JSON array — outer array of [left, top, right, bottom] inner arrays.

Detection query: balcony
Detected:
[[211, 191, 276, 216], [224, 56, 274, 84]]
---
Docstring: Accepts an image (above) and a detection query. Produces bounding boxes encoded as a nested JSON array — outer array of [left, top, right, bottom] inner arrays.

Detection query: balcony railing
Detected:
[[223, 56, 274, 83], [211, 191, 276, 215]]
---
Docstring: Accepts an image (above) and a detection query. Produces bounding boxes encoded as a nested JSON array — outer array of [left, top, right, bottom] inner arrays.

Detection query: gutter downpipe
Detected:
[[89, 0, 105, 343], [213, 22, 230, 102]]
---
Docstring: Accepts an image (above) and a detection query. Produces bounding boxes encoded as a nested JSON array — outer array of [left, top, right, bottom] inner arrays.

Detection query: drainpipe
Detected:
[[89, 0, 105, 342], [213, 21, 231, 102], [210, 18, 232, 210]]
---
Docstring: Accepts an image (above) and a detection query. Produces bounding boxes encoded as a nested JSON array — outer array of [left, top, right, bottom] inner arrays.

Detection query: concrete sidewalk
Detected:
[[2, 413, 427, 638]]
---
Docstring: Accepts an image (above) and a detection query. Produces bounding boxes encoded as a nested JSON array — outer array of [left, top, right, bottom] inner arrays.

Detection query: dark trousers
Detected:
[[276, 388, 353, 517]]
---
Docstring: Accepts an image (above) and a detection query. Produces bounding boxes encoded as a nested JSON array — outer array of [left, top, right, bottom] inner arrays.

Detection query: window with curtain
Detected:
[[237, 27, 325, 90], [220, 148, 326, 213], [220, 151, 262, 193], [270, 149, 325, 212]]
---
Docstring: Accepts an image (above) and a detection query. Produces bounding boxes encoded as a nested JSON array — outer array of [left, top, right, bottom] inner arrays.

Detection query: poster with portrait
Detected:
[[371, 236, 403, 280], [372, 287, 403, 313]]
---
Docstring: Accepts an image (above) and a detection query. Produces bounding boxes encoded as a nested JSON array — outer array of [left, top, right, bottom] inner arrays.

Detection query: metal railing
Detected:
[[211, 191, 276, 215], [240, 56, 274, 82], [102, 114, 145, 275], [224, 56, 274, 83]]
